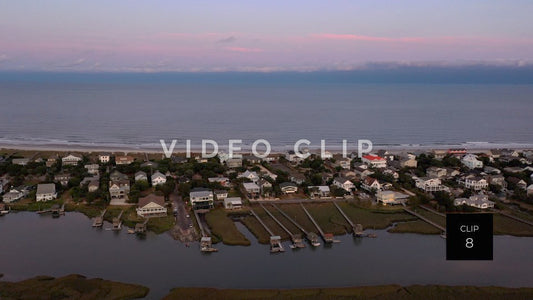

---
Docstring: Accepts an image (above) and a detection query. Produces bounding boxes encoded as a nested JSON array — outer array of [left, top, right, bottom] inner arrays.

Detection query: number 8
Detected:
[[465, 238, 474, 249]]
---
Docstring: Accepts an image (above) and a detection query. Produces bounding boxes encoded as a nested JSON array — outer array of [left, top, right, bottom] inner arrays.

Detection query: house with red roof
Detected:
[[361, 154, 387, 168]]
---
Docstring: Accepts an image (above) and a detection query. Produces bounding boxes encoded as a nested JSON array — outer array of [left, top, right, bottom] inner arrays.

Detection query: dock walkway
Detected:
[[403, 207, 446, 232], [300, 203, 334, 243], [260, 204, 305, 248], [272, 204, 320, 247], [250, 208, 284, 252]]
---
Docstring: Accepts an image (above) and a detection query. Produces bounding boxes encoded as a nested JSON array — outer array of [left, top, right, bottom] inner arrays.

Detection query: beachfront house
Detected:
[[46, 155, 58, 167], [115, 155, 134, 165], [99, 153, 111, 163], [190, 190, 214, 210], [151, 171, 167, 186], [36, 183, 57, 202], [400, 157, 418, 168], [461, 154, 483, 169], [226, 158, 242, 168], [12, 158, 29, 166], [62, 154, 82, 166], [136, 194, 167, 217], [224, 197, 243, 210], [361, 155, 387, 168]]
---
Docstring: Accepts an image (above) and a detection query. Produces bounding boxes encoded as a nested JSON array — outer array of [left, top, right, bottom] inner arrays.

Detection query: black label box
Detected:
[[446, 213, 493, 260]]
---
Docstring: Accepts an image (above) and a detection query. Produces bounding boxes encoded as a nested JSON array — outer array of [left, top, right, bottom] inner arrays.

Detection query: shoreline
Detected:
[[1, 141, 533, 156]]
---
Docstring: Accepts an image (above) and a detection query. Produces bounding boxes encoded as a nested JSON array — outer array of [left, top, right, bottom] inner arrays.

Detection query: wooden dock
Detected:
[[272, 204, 320, 247], [135, 218, 149, 233], [112, 210, 123, 231], [419, 205, 446, 217], [260, 203, 305, 248], [92, 209, 106, 227], [250, 208, 284, 253], [333, 202, 364, 236], [193, 210, 217, 252], [403, 207, 446, 232], [300, 203, 334, 243]]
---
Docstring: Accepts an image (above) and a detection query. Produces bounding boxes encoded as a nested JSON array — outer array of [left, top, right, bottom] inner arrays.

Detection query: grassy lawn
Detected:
[[147, 215, 176, 234], [0, 274, 149, 300], [337, 202, 416, 230], [205, 208, 251, 246], [494, 214, 533, 236], [241, 216, 271, 244], [163, 285, 533, 300]]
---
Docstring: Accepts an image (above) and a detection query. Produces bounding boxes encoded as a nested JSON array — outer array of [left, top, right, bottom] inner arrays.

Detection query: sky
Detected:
[[1, 0, 533, 72]]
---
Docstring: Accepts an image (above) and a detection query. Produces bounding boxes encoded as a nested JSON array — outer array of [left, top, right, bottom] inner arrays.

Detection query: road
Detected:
[[169, 190, 199, 243]]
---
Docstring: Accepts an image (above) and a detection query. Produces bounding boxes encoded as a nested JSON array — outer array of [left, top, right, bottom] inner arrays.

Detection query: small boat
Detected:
[[289, 244, 296, 249], [311, 242, 321, 247], [367, 233, 377, 238], [128, 229, 135, 234]]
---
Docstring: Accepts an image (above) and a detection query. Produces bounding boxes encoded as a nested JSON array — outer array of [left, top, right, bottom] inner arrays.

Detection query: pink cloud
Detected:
[[225, 47, 263, 53], [311, 33, 423, 43]]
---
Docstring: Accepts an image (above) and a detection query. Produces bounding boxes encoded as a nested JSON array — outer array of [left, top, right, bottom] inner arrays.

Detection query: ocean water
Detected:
[[0, 75, 532, 151]]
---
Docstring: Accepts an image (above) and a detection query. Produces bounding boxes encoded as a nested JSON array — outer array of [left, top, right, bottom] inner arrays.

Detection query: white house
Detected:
[[190, 190, 214, 210], [361, 155, 387, 168], [224, 197, 243, 210], [280, 182, 298, 194], [99, 153, 111, 163], [238, 170, 260, 183], [36, 183, 57, 202], [208, 176, 230, 187], [362, 177, 382, 192], [308, 186, 330, 198], [454, 194, 494, 209], [136, 194, 167, 217], [214, 189, 228, 200], [151, 171, 167, 186], [459, 175, 488, 191], [333, 177, 355, 192], [376, 190, 402, 205], [62, 154, 82, 166], [243, 182, 260, 196], [527, 184, 533, 196], [115, 155, 134, 165], [415, 177, 448, 192], [461, 154, 483, 169], [2, 188, 26, 203]]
